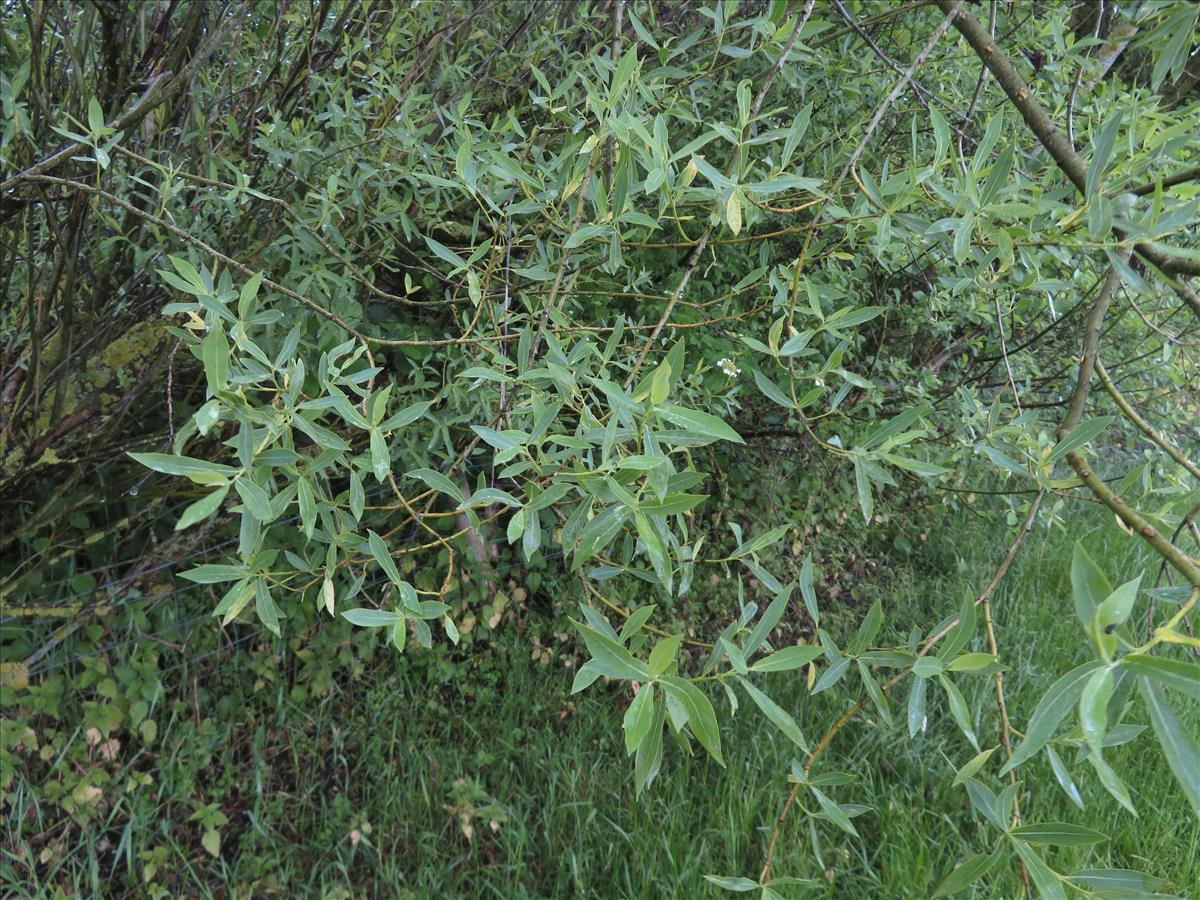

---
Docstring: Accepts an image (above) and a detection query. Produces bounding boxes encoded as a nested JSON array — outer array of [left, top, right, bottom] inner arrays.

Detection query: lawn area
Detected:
[[5, 511, 1196, 897]]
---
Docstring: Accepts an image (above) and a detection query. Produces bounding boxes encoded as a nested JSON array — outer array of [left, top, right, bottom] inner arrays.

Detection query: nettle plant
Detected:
[[34, 0, 1186, 894]]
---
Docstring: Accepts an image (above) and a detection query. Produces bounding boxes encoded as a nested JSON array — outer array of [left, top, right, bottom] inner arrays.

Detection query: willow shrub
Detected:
[[2, 1, 1198, 894]]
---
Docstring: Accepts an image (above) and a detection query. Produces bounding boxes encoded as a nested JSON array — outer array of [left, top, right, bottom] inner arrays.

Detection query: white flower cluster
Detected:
[[717, 357, 741, 378]]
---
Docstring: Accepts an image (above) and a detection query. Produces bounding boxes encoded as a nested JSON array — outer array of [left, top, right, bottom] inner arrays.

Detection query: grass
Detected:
[[3, 509, 1197, 897]]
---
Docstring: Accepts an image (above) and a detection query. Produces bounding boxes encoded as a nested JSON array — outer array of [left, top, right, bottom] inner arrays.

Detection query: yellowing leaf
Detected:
[[726, 191, 742, 235]]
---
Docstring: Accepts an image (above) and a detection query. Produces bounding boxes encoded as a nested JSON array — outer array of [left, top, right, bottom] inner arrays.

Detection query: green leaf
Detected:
[[1092, 575, 1142, 658], [1048, 417, 1114, 463], [378, 400, 432, 432], [1070, 543, 1111, 631], [1002, 660, 1104, 773], [237, 271, 263, 319], [753, 370, 793, 409], [234, 477, 274, 523], [661, 676, 724, 766], [813, 657, 850, 694], [1079, 666, 1115, 754], [931, 847, 1003, 898], [1086, 752, 1137, 815], [907, 674, 927, 736], [570, 619, 650, 681], [655, 404, 744, 444], [87, 96, 104, 134], [647, 634, 682, 676], [702, 875, 758, 892], [254, 579, 281, 637], [407, 468, 465, 504], [940, 675, 979, 751], [619, 604, 657, 642], [129, 452, 237, 482], [853, 458, 874, 523], [953, 747, 998, 786], [564, 224, 614, 248], [1121, 654, 1200, 700], [963, 778, 1003, 830], [799, 555, 819, 626], [1086, 114, 1122, 197], [623, 684, 656, 755], [849, 600, 883, 655], [1067, 869, 1167, 895], [174, 485, 229, 530], [291, 414, 350, 452], [946, 652, 998, 673], [342, 609, 402, 627], [738, 677, 807, 751], [743, 585, 792, 657], [571, 661, 602, 694], [810, 786, 858, 838], [367, 530, 403, 586], [1011, 822, 1108, 846], [349, 472, 365, 521], [634, 693, 665, 796], [1138, 676, 1200, 818], [752, 644, 823, 672], [610, 43, 638, 100], [424, 235, 468, 270], [721, 638, 749, 675], [1011, 840, 1067, 900], [202, 320, 229, 393], [180, 564, 246, 584], [1045, 745, 1084, 809], [370, 429, 390, 483], [857, 660, 893, 728]]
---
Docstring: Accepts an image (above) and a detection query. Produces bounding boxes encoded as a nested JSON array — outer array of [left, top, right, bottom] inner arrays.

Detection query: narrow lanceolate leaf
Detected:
[[952, 747, 998, 786], [1078, 666, 1115, 754], [367, 530, 402, 586], [1121, 654, 1200, 700], [623, 684, 656, 756], [174, 485, 229, 530], [634, 693, 665, 797], [907, 674, 927, 737], [129, 452, 237, 481], [738, 677, 808, 751], [406, 467, 465, 504], [931, 846, 1003, 898], [1045, 745, 1084, 809], [341, 608, 401, 627], [1070, 542, 1111, 631], [752, 644, 823, 672], [655, 404, 744, 444], [1067, 869, 1168, 895], [1011, 840, 1067, 900], [1011, 822, 1107, 846], [753, 370, 793, 410], [702, 875, 757, 892], [234, 477, 274, 523], [254, 579, 281, 637], [858, 660, 893, 728], [853, 458, 874, 523], [940, 675, 979, 751], [809, 786, 859, 838], [1138, 676, 1200, 818], [1002, 660, 1104, 773], [661, 676, 724, 766], [1048, 416, 1114, 462], [570, 619, 650, 681]]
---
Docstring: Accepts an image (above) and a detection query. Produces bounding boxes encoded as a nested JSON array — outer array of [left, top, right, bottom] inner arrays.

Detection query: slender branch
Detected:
[[759, 490, 1044, 883], [934, 0, 1200, 295], [1094, 360, 1200, 481]]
